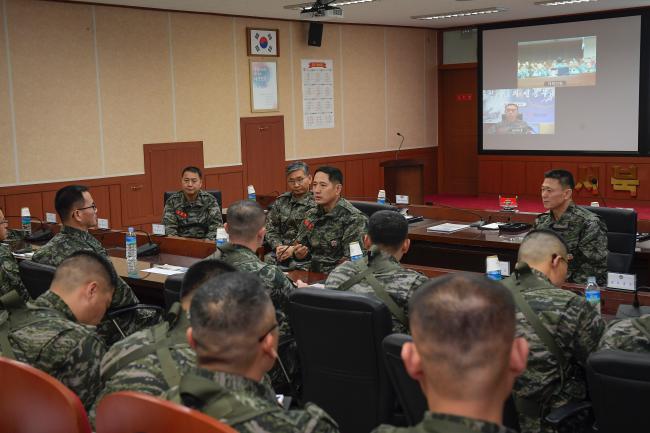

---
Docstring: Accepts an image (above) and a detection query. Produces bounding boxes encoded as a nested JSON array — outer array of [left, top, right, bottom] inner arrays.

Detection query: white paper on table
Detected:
[[141, 265, 188, 275], [426, 223, 470, 233]]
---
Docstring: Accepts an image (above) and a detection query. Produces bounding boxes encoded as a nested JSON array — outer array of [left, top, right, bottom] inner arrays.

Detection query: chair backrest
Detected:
[[0, 356, 91, 433], [96, 391, 237, 433], [583, 206, 637, 273], [164, 190, 223, 209], [587, 349, 650, 433], [163, 273, 184, 311], [288, 287, 394, 433], [381, 334, 520, 431], [19, 259, 56, 298], [350, 200, 399, 218]]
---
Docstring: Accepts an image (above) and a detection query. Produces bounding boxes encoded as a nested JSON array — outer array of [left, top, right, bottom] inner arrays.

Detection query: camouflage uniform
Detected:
[[533, 202, 608, 285], [299, 198, 368, 273], [31, 225, 146, 342], [598, 314, 650, 353], [264, 191, 316, 266], [501, 263, 605, 433], [165, 366, 339, 433], [324, 250, 428, 334], [0, 242, 29, 301], [92, 305, 196, 421], [495, 119, 534, 134], [162, 190, 223, 239], [0, 290, 105, 411], [373, 411, 516, 433], [207, 243, 297, 391]]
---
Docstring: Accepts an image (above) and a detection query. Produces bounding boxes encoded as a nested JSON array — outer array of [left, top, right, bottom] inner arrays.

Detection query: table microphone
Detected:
[[134, 229, 160, 257], [395, 132, 405, 160]]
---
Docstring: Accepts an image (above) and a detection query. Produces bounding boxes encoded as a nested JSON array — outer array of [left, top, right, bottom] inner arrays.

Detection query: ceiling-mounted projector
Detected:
[[301, 6, 343, 18]]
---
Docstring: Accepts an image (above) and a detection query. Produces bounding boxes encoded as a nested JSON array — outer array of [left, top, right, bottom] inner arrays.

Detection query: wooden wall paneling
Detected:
[[478, 160, 502, 194], [362, 157, 383, 199], [88, 185, 112, 222], [109, 184, 123, 229], [572, 162, 605, 204], [5, 192, 43, 228], [500, 161, 526, 195], [121, 175, 154, 226], [345, 159, 365, 200], [525, 162, 552, 196], [145, 141, 204, 216], [41, 190, 57, 222], [421, 149, 437, 195], [0, 196, 5, 215], [214, 171, 245, 208]]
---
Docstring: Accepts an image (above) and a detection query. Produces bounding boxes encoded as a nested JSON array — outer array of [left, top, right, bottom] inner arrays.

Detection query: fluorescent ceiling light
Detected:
[[534, 0, 598, 5], [284, 0, 378, 10], [412, 7, 507, 20]]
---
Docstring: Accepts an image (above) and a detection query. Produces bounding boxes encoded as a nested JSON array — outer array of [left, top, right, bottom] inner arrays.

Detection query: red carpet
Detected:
[[424, 194, 650, 220]]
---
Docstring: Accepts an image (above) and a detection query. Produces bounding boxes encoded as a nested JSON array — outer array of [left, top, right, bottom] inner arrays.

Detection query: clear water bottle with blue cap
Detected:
[[377, 189, 386, 205], [20, 207, 31, 238], [126, 227, 138, 278], [349, 241, 363, 262], [216, 227, 228, 247], [247, 185, 256, 201], [585, 276, 601, 315], [486, 255, 502, 281]]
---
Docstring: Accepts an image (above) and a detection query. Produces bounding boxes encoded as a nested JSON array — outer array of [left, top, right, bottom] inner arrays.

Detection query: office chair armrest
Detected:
[[107, 304, 165, 319], [545, 400, 592, 427]]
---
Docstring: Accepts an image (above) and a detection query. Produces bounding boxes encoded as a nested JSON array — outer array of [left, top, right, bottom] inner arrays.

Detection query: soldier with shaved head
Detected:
[[0, 251, 116, 410], [501, 229, 605, 433], [373, 273, 528, 433]]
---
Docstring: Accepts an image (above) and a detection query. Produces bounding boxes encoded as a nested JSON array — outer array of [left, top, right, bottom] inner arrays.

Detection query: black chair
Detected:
[[18, 260, 56, 299], [163, 190, 222, 209], [583, 206, 637, 274], [381, 334, 520, 431], [350, 201, 398, 218], [288, 288, 394, 433], [587, 349, 650, 433], [163, 273, 184, 311]]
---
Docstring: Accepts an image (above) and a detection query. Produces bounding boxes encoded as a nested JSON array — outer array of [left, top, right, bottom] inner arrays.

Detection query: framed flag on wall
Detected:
[[247, 28, 279, 57]]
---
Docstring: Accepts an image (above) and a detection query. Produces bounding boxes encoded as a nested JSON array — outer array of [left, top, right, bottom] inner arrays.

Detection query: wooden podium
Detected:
[[380, 159, 426, 205]]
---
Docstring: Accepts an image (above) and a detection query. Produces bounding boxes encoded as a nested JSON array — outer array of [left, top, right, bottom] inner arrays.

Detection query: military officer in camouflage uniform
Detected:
[[293, 166, 368, 273], [598, 314, 650, 353], [373, 273, 528, 433], [31, 185, 147, 342], [0, 251, 115, 411], [325, 210, 428, 333], [0, 209, 28, 301], [264, 161, 316, 268], [501, 230, 605, 433], [494, 103, 534, 134], [534, 169, 608, 285], [162, 166, 223, 239], [165, 272, 339, 433], [92, 259, 236, 422]]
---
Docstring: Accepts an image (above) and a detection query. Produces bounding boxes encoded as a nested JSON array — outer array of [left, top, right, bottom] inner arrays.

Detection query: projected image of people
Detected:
[[517, 36, 596, 88], [483, 88, 555, 135]]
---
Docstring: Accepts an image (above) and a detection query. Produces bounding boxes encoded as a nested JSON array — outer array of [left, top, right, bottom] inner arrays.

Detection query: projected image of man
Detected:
[[496, 104, 534, 135]]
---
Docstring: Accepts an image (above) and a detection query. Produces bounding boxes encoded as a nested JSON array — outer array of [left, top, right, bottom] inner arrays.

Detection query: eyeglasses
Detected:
[[76, 203, 97, 212], [257, 322, 279, 342], [287, 177, 306, 185]]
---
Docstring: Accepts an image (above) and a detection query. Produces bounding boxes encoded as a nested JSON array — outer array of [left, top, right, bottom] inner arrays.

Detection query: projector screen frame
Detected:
[[477, 9, 650, 156]]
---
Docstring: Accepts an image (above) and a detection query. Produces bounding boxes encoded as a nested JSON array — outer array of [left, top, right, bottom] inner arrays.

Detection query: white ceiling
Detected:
[[62, 0, 650, 28]]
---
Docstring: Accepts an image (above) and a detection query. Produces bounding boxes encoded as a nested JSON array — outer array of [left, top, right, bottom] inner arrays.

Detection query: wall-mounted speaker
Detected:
[[308, 22, 323, 47]]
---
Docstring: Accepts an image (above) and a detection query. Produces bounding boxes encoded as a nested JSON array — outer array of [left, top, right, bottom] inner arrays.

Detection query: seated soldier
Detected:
[[92, 259, 236, 421], [294, 166, 368, 273], [598, 313, 650, 353], [501, 230, 605, 433], [207, 200, 299, 391], [0, 208, 28, 300], [31, 185, 149, 342], [165, 271, 339, 433], [0, 251, 115, 411], [325, 210, 428, 333], [264, 161, 316, 269], [373, 273, 528, 433], [162, 166, 223, 239]]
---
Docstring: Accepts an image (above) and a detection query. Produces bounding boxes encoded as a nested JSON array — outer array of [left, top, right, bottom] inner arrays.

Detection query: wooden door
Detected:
[[438, 64, 478, 194], [240, 116, 286, 196]]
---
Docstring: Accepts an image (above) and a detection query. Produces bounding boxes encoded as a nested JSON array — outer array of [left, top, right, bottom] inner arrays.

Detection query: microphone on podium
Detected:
[[395, 132, 405, 160]]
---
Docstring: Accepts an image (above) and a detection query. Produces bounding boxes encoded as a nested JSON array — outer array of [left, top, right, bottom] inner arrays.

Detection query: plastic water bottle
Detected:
[[377, 189, 386, 205], [486, 255, 502, 281], [349, 242, 363, 262], [216, 227, 228, 247], [247, 185, 256, 201], [126, 227, 138, 278], [585, 276, 601, 315], [21, 207, 31, 238]]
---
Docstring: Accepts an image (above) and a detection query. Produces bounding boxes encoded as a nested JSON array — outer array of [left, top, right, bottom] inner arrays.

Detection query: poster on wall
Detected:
[[301, 59, 334, 129], [250, 60, 278, 112]]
